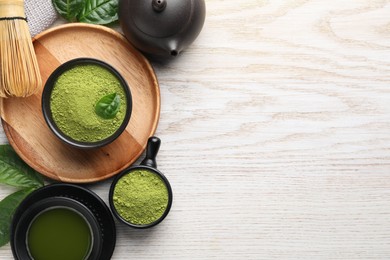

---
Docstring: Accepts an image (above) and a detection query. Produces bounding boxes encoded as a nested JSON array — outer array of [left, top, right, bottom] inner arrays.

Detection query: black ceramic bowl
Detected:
[[12, 197, 102, 260], [109, 136, 173, 229], [42, 58, 132, 149], [11, 184, 116, 260]]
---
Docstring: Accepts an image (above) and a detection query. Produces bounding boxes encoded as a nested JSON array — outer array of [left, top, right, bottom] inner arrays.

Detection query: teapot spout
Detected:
[[167, 41, 180, 57], [170, 49, 178, 57]]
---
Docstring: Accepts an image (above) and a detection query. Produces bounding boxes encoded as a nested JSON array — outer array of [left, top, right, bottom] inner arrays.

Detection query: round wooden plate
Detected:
[[0, 23, 160, 183]]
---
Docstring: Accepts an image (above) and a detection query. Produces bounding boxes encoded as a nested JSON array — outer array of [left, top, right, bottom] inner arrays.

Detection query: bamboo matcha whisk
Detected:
[[0, 0, 41, 97]]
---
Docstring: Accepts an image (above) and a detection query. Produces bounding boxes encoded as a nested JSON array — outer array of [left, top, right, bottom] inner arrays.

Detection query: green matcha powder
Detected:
[[113, 169, 169, 225], [50, 64, 127, 142]]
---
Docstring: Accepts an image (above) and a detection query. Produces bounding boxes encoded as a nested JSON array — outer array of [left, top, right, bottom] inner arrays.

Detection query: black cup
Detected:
[[10, 184, 116, 260], [109, 136, 173, 229], [12, 197, 102, 260], [41, 58, 132, 149]]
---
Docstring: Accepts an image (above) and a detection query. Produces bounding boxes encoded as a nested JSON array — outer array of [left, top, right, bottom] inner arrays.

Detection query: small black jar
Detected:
[[109, 136, 173, 228]]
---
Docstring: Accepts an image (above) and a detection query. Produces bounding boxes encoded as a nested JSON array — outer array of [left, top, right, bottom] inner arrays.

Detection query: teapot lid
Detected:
[[130, 0, 193, 38]]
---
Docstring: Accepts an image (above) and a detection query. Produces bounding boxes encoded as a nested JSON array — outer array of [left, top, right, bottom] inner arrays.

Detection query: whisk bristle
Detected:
[[0, 1, 41, 98]]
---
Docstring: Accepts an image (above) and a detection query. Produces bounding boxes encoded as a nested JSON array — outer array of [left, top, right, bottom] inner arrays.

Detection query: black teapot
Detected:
[[119, 0, 206, 57]]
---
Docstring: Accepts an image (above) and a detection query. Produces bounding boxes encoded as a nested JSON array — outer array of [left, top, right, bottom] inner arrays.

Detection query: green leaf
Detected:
[[0, 145, 44, 188], [78, 0, 119, 25], [95, 92, 121, 119], [0, 188, 35, 247], [52, 0, 85, 22]]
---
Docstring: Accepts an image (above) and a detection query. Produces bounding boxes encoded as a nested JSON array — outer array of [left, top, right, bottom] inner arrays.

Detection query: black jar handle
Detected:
[[141, 136, 161, 168]]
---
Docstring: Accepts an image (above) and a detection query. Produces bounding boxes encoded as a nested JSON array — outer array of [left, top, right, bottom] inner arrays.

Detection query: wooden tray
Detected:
[[0, 23, 160, 183]]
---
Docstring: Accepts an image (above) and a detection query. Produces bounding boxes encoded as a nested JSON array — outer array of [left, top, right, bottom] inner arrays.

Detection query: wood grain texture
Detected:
[[0, 24, 160, 183], [2, 0, 390, 259]]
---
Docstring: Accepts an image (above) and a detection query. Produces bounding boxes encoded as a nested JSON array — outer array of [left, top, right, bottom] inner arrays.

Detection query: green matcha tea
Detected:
[[50, 64, 127, 142], [27, 207, 92, 260], [113, 169, 169, 225]]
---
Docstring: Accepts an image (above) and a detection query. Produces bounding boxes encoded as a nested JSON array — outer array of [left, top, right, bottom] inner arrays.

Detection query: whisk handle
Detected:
[[0, 0, 25, 19]]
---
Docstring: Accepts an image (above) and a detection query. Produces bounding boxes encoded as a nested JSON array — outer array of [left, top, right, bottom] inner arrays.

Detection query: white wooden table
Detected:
[[2, 0, 390, 259]]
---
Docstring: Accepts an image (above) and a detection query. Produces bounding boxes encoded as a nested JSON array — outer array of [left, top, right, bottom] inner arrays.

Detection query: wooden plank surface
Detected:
[[2, 0, 390, 259]]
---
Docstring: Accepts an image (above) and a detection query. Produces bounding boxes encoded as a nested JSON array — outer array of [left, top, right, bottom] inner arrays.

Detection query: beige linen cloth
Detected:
[[25, 0, 58, 37]]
